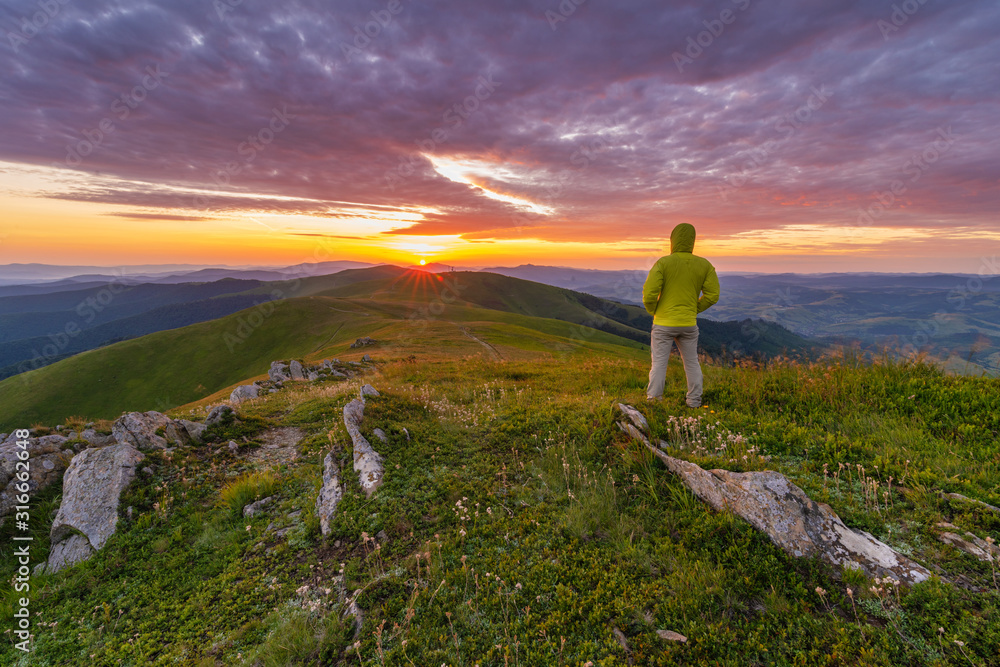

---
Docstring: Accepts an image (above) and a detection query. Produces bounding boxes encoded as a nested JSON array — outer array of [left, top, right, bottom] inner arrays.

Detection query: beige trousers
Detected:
[[646, 325, 702, 406]]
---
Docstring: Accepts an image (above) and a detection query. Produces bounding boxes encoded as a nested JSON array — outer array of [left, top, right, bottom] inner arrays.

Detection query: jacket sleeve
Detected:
[[642, 261, 664, 315], [696, 264, 720, 313]]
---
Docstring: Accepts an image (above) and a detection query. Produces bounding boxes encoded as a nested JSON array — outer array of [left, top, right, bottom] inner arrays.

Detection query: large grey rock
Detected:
[[40, 534, 94, 574], [617, 405, 931, 585], [343, 398, 384, 497], [289, 360, 305, 380], [46, 443, 144, 573], [1, 434, 73, 522], [205, 405, 235, 427], [269, 361, 291, 382], [316, 451, 343, 536], [230, 385, 260, 402], [111, 411, 172, 450], [651, 446, 930, 584]]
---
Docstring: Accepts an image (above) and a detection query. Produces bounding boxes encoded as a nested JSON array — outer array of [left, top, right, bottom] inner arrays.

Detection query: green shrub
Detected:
[[219, 471, 280, 518]]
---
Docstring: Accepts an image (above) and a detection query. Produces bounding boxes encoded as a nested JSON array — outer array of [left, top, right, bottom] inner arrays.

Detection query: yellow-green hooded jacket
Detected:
[[642, 223, 720, 326]]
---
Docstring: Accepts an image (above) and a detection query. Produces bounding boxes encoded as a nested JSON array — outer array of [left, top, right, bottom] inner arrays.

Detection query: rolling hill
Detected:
[[0, 268, 821, 430]]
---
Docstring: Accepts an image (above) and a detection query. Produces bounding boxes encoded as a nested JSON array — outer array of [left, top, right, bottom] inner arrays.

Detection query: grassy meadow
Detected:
[[2, 330, 998, 665]]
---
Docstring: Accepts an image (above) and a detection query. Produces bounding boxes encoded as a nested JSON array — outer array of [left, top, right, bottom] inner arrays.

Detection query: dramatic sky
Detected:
[[1, 0, 998, 272]]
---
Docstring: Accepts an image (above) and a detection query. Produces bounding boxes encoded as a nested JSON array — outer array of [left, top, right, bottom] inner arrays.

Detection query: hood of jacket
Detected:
[[670, 223, 696, 253]]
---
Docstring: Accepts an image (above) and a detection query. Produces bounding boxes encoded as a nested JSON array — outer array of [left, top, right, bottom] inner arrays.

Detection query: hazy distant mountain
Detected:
[[0, 260, 375, 287]]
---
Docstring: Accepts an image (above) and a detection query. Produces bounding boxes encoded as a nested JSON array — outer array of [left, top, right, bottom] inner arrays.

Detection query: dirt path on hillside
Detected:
[[459, 326, 503, 361]]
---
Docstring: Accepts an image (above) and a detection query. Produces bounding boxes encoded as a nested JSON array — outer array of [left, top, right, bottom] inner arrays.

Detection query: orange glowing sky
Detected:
[[1, 1, 998, 274]]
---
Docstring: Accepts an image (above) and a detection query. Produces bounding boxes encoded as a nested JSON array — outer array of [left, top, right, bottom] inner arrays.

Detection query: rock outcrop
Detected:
[[344, 397, 384, 497], [617, 404, 932, 585], [269, 361, 291, 382], [0, 433, 74, 523], [316, 451, 343, 536], [350, 337, 376, 348], [230, 385, 260, 402], [42, 443, 144, 573], [936, 523, 1000, 562]]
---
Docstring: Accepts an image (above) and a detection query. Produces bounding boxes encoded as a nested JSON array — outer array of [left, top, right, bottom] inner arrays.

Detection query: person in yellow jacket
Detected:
[[642, 223, 720, 407]]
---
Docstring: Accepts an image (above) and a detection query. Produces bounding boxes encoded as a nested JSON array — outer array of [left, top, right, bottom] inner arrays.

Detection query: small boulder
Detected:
[[361, 354, 372, 363], [289, 360, 305, 380], [230, 385, 260, 402], [316, 451, 343, 536], [228, 440, 239, 452], [177, 420, 207, 443], [243, 496, 275, 518], [372, 428, 388, 444], [112, 411, 172, 450], [307, 371, 320, 381], [344, 398, 384, 497], [79, 429, 115, 447], [360, 384, 380, 398], [269, 361, 291, 382], [206, 405, 235, 428], [350, 337, 376, 349], [936, 523, 1000, 562], [330, 370, 348, 378]]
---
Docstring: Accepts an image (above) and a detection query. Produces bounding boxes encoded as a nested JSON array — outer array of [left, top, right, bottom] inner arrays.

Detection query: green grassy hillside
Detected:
[[0, 268, 820, 430], [2, 347, 998, 665], [0, 292, 646, 431]]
